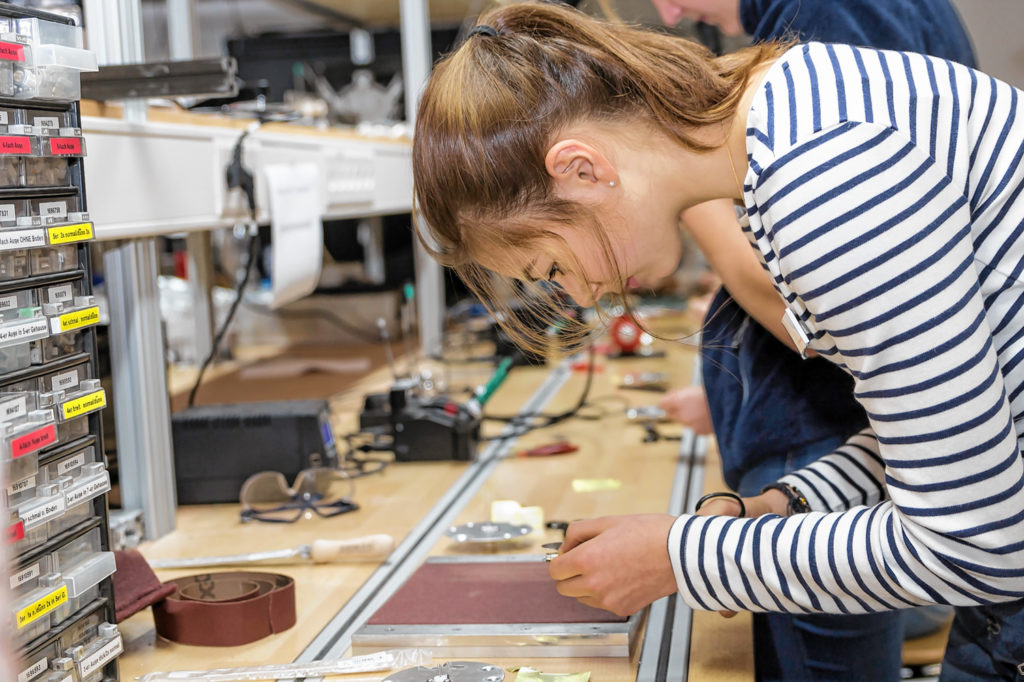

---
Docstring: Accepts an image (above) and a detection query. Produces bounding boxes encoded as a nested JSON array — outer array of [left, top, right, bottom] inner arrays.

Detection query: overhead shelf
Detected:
[[301, 0, 477, 27], [80, 103, 413, 240]]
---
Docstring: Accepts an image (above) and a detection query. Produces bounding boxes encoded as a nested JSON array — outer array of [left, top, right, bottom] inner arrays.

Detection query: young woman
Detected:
[[412, 3, 1024, 679], [649, 0, 973, 678]]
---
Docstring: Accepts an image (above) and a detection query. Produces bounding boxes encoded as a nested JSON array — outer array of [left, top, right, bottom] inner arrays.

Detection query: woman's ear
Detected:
[[546, 139, 618, 201]]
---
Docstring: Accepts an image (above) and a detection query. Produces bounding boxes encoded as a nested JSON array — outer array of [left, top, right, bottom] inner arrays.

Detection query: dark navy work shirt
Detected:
[[702, 0, 977, 490]]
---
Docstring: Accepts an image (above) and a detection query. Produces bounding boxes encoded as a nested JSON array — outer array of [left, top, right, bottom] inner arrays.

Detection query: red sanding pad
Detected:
[[367, 560, 626, 625]]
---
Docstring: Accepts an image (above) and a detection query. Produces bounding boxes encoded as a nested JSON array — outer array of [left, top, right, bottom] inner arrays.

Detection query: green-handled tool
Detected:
[[464, 356, 513, 417]]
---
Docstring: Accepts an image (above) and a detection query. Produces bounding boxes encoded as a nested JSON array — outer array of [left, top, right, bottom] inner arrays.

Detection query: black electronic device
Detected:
[[172, 399, 339, 504], [359, 380, 479, 462]]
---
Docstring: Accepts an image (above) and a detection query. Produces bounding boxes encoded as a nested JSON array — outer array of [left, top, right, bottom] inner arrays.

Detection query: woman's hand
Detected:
[[658, 386, 714, 434], [548, 514, 678, 617]]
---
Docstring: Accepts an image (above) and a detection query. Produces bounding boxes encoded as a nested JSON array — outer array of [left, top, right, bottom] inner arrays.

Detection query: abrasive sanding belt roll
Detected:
[[153, 571, 296, 646]]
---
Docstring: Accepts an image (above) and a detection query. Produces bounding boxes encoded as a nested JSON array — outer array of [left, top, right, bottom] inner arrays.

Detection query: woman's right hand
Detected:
[[658, 386, 714, 434]]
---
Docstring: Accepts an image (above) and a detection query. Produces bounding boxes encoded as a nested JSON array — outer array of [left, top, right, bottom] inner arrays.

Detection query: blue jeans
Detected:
[[941, 599, 1024, 681], [738, 439, 905, 682]]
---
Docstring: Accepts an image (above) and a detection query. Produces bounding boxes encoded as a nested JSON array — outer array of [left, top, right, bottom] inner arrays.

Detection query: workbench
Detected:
[[122, 320, 753, 681]]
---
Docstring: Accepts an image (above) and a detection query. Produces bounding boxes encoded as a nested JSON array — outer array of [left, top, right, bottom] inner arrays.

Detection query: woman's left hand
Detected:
[[548, 514, 678, 616]]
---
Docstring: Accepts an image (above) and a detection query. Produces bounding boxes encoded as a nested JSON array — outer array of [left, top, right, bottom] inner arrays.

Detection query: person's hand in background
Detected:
[[658, 385, 714, 434]]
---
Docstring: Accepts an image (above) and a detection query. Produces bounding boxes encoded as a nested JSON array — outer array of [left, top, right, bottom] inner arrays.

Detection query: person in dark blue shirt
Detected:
[[648, 0, 976, 679]]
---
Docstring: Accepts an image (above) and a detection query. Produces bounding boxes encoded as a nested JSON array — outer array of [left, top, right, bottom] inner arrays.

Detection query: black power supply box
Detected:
[[171, 399, 339, 504]]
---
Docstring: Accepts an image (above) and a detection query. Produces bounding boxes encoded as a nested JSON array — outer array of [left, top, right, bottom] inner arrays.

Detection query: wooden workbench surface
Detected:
[[123, 320, 752, 680]]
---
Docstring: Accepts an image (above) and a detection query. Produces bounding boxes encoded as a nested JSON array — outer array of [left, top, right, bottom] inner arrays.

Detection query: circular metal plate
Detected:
[[445, 521, 532, 543], [384, 661, 505, 682]]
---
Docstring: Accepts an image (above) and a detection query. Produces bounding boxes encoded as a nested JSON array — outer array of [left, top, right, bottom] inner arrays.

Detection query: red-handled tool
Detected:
[[517, 441, 579, 457]]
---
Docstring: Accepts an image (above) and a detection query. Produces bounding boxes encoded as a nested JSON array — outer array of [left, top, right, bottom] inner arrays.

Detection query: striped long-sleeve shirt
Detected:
[[668, 42, 1024, 613]]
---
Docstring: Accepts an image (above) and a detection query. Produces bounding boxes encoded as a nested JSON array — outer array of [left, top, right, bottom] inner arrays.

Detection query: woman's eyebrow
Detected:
[[522, 259, 540, 281]]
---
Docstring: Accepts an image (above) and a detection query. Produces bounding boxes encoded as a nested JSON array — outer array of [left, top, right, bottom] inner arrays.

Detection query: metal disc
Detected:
[[445, 521, 532, 543], [384, 660, 505, 682]]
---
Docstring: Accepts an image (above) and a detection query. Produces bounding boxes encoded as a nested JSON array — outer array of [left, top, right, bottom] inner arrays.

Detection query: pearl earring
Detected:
[[609, 181, 616, 187]]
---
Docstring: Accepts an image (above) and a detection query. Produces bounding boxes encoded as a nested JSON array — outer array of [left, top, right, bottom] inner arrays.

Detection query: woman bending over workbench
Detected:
[[411, 3, 1024, 679]]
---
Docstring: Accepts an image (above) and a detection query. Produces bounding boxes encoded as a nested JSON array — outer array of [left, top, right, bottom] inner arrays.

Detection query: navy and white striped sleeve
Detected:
[[668, 119, 1024, 613]]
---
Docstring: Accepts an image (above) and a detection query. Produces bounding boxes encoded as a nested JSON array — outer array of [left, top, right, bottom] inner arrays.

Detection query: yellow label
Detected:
[[571, 478, 622, 493], [57, 306, 100, 332], [61, 390, 106, 420], [16, 585, 67, 629], [47, 222, 94, 244]]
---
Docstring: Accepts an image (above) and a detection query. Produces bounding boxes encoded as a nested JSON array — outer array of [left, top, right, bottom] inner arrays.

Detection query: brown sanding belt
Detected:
[[152, 571, 297, 646], [368, 561, 627, 625], [112, 550, 179, 623]]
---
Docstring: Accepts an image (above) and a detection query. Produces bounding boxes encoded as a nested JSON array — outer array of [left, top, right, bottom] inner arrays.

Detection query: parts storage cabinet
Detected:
[[0, 4, 119, 682]]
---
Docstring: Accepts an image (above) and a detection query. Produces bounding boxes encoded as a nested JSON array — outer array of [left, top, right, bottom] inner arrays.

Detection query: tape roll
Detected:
[[153, 571, 296, 646]]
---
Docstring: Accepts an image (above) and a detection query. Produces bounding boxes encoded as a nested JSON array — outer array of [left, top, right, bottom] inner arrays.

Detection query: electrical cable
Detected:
[[187, 126, 259, 408], [478, 345, 597, 441], [187, 235, 258, 408]]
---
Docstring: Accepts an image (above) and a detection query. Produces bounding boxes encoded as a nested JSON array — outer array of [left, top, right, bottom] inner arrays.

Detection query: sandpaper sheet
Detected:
[[367, 560, 626, 625]]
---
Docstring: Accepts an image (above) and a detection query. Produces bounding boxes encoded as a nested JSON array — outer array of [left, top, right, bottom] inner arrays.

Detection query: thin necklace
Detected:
[[727, 144, 745, 200]]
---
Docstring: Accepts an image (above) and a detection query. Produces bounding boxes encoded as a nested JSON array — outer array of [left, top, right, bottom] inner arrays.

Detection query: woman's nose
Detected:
[[559, 277, 593, 307]]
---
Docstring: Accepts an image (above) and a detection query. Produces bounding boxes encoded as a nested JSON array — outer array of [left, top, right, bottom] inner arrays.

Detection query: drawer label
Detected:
[[53, 306, 100, 333], [0, 395, 27, 422], [18, 655, 48, 682], [58, 451, 86, 474], [48, 137, 81, 155], [47, 283, 73, 303], [6, 519, 24, 544], [0, 228, 46, 250], [39, 201, 67, 220], [7, 474, 34, 496], [65, 475, 109, 507], [61, 389, 105, 420], [0, 41, 25, 62], [11, 423, 57, 458], [48, 222, 93, 244], [0, 203, 16, 221], [51, 368, 80, 392], [10, 562, 40, 589], [0, 318, 49, 346], [0, 136, 30, 154], [20, 495, 64, 527], [0, 293, 17, 310], [78, 635, 123, 677], [16, 585, 68, 629], [34, 116, 59, 130]]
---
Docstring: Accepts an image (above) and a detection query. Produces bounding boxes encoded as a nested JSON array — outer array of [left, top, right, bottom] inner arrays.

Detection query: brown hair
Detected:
[[413, 1, 785, 355]]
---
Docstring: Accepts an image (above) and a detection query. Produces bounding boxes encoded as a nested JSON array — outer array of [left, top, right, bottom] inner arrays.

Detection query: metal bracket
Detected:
[[81, 57, 239, 100]]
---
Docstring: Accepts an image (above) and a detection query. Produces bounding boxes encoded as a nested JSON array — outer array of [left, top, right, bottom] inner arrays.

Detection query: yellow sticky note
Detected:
[[516, 668, 591, 682], [572, 478, 622, 493]]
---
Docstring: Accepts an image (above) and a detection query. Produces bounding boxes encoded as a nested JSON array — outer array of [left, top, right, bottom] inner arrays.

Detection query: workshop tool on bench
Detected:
[[385, 661, 504, 682], [542, 541, 564, 562], [445, 522, 531, 544], [353, 556, 638, 658], [148, 534, 395, 569]]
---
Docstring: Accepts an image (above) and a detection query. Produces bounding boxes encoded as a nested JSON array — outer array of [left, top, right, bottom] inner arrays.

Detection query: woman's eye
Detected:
[[547, 263, 563, 280]]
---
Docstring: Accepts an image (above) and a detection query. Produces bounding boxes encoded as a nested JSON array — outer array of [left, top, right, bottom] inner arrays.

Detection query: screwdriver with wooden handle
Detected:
[[147, 534, 395, 569]]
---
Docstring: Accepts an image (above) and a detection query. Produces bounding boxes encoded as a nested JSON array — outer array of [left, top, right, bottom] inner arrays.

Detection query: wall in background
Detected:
[[951, 0, 1024, 87]]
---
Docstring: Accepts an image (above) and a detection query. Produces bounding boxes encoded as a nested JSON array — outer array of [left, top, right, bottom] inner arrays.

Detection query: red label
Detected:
[[5, 520, 24, 544], [11, 423, 57, 458], [0, 41, 25, 63], [49, 137, 82, 155], [0, 136, 31, 155]]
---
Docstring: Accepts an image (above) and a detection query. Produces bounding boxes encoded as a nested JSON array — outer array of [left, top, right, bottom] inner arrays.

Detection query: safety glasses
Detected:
[[239, 467, 358, 523]]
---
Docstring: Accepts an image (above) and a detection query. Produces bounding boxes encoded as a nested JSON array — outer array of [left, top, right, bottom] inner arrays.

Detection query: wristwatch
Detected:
[[760, 482, 811, 516]]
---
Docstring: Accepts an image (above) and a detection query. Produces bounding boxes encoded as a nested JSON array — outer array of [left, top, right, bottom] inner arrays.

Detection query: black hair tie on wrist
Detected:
[[694, 491, 746, 518], [468, 24, 498, 38]]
